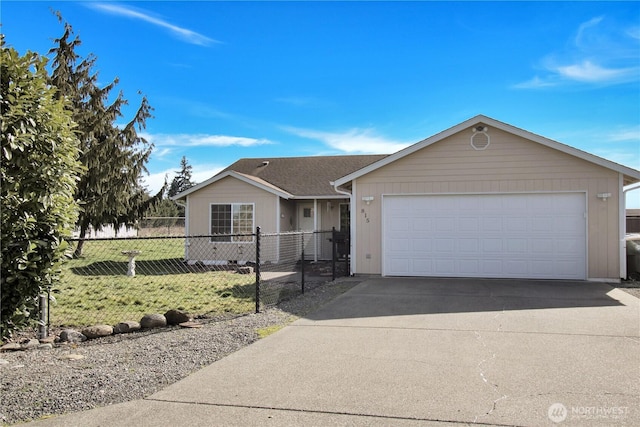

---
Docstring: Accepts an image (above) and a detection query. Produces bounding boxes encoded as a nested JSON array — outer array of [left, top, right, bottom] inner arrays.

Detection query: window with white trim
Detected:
[[210, 203, 254, 242]]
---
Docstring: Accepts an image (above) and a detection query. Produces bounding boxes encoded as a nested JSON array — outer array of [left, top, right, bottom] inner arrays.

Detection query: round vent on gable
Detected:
[[471, 126, 490, 150]]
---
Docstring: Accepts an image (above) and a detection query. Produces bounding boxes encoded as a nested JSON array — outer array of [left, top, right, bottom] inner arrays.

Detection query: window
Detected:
[[210, 204, 254, 242]]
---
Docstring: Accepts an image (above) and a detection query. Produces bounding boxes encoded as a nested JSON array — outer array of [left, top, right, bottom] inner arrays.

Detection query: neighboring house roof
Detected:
[[172, 155, 387, 200], [334, 115, 640, 187]]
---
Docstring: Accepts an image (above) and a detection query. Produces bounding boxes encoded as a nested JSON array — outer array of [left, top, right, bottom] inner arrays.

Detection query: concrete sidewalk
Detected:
[[27, 278, 639, 426]]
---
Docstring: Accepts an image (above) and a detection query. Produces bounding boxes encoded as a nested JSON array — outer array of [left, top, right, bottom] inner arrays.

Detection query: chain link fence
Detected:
[[138, 217, 185, 237], [46, 229, 349, 330]]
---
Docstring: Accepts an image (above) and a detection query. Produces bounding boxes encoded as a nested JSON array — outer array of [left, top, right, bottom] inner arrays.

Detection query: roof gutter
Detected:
[[331, 181, 352, 198]]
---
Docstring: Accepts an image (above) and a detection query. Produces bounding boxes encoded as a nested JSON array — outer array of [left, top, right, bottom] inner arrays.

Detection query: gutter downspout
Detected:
[[332, 181, 354, 276], [622, 181, 640, 279]]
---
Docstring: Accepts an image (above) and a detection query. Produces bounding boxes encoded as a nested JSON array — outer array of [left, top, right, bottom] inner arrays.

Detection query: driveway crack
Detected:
[[472, 299, 508, 424]]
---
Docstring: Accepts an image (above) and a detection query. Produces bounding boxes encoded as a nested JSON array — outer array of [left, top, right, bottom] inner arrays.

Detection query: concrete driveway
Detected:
[[29, 278, 639, 426]]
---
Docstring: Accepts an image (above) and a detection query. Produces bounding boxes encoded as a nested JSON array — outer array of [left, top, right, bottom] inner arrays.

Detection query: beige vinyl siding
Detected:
[[186, 176, 278, 262], [354, 126, 620, 279], [279, 199, 297, 232]]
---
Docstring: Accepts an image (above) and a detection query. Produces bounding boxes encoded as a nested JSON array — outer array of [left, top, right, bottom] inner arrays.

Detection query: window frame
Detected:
[[209, 203, 255, 242]]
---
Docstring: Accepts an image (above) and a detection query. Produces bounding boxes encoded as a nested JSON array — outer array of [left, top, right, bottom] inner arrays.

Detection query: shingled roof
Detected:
[[219, 155, 388, 197]]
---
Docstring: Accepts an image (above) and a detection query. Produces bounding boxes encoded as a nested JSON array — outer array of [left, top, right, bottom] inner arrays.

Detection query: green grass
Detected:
[[53, 238, 256, 327], [256, 324, 286, 338]]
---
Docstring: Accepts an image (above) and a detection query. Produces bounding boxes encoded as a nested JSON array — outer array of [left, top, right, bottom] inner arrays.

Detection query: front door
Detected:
[[298, 203, 317, 259]]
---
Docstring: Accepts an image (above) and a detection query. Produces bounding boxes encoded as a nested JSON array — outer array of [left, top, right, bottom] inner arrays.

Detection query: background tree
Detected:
[[48, 18, 163, 257], [168, 156, 196, 199], [166, 156, 195, 217], [1, 39, 83, 339]]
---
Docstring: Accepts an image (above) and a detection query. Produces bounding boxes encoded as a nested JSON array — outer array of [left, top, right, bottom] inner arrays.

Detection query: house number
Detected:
[[361, 209, 370, 223]]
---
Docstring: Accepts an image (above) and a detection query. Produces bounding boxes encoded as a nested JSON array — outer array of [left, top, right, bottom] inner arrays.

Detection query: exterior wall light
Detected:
[[362, 196, 374, 205], [596, 192, 611, 201]]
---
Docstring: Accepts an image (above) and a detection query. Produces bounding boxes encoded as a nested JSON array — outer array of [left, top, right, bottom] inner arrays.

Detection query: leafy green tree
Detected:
[[1, 39, 83, 339], [48, 19, 163, 256], [168, 156, 195, 199]]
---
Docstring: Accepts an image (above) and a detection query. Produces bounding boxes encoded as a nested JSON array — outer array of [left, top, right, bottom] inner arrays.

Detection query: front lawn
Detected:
[[53, 238, 256, 327]]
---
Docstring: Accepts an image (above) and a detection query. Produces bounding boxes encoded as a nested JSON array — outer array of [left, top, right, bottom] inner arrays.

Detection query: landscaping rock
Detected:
[[82, 325, 114, 339], [0, 343, 23, 352], [21, 339, 40, 350], [60, 354, 85, 360], [38, 344, 53, 350], [59, 329, 87, 343], [164, 309, 190, 325], [113, 321, 141, 334], [179, 321, 203, 329], [140, 313, 167, 329], [39, 336, 56, 344]]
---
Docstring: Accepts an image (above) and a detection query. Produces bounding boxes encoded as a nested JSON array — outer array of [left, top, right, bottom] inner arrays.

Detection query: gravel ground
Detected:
[[618, 280, 640, 299], [1, 278, 638, 426], [0, 278, 361, 426]]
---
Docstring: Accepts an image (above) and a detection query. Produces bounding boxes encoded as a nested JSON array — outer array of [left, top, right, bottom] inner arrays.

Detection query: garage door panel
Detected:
[[481, 260, 503, 275], [459, 217, 479, 232], [389, 238, 409, 251], [383, 193, 586, 279], [413, 239, 432, 252], [414, 218, 432, 231], [532, 217, 554, 231], [435, 218, 455, 232], [531, 239, 553, 253], [505, 217, 527, 232], [506, 239, 527, 253], [389, 258, 410, 273], [458, 238, 479, 253], [482, 239, 503, 252], [557, 239, 582, 254], [459, 260, 480, 274], [435, 259, 455, 274]]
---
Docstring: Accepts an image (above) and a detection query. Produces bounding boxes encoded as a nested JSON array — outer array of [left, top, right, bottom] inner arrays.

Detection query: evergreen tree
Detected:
[[1, 39, 83, 338], [47, 18, 163, 256], [168, 156, 195, 198]]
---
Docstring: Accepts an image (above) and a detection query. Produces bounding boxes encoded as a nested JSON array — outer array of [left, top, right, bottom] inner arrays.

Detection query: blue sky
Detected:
[[3, 1, 640, 206]]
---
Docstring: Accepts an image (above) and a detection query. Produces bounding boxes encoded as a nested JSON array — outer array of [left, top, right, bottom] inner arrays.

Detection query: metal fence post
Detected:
[[255, 227, 261, 313], [38, 293, 48, 339], [301, 232, 305, 294], [332, 227, 337, 281]]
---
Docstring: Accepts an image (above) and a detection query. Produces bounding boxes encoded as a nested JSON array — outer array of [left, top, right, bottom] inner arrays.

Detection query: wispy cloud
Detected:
[[606, 125, 640, 142], [515, 16, 639, 88], [282, 126, 410, 154], [141, 133, 272, 148], [87, 3, 220, 46], [554, 60, 637, 83], [513, 76, 558, 89]]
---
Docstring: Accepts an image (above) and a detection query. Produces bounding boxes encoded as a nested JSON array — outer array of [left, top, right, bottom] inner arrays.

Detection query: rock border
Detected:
[[1, 309, 196, 353]]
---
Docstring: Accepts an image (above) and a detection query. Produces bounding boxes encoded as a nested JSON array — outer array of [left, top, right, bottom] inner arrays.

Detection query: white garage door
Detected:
[[383, 193, 586, 279]]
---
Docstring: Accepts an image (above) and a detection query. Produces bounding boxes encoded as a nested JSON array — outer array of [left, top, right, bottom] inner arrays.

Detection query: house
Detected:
[[172, 154, 387, 263], [173, 115, 640, 281]]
